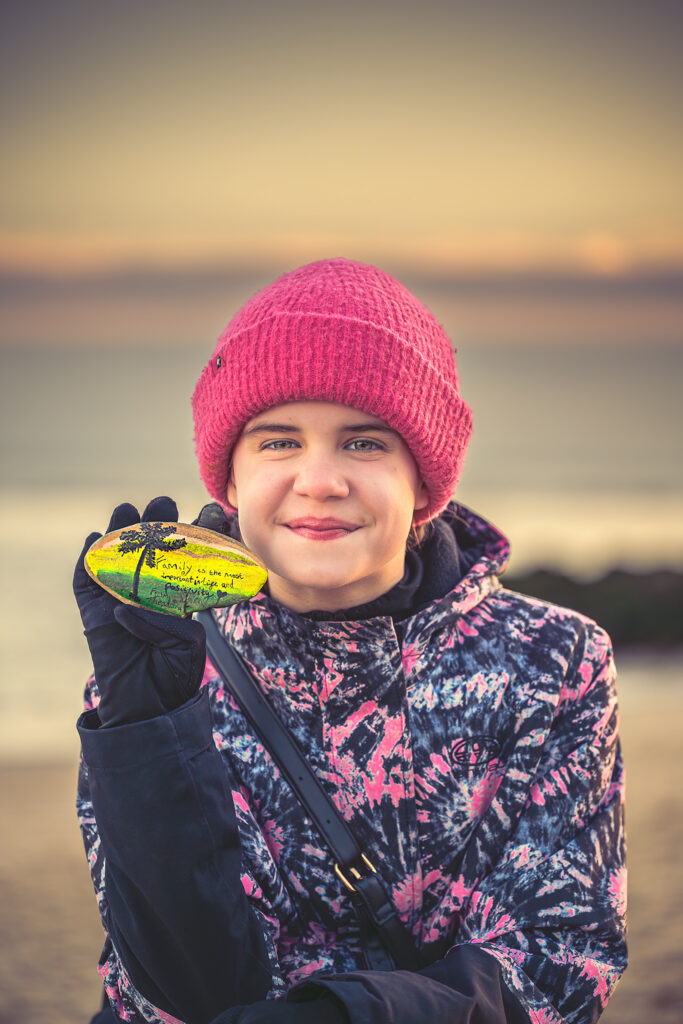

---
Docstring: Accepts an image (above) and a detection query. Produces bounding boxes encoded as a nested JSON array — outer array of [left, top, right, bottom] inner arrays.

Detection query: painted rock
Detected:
[[85, 522, 268, 617]]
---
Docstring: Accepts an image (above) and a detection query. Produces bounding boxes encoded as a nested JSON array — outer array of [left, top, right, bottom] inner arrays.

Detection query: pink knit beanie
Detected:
[[192, 257, 472, 525]]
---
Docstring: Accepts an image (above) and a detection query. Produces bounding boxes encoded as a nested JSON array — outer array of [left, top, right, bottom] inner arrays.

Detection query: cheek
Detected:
[[369, 476, 419, 546], [231, 474, 281, 541], [387, 466, 423, 519], [232, 499, 268, 564], [227, 452, 262, 511]]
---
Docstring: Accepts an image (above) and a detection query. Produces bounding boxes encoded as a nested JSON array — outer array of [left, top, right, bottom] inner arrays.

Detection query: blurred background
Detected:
[[0, 1, 681, 1021]]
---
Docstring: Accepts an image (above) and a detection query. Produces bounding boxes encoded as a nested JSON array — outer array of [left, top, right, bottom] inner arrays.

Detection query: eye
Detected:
[[345, 437, 385, 452], [260, 438, 300, 451]]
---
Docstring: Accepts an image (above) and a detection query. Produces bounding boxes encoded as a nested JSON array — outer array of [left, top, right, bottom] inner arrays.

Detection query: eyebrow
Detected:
[[243, 421, 399, 437]]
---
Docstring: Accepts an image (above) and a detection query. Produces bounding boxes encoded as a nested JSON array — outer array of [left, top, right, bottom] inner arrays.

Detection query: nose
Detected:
[[291, 450, 350, 501]]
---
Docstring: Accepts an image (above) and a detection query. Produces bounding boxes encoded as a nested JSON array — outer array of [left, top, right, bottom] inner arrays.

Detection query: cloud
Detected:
[[2, 254, 680, 347]]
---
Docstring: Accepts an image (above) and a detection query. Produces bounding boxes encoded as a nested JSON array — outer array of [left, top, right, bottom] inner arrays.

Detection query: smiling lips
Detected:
[[284, 517, 360, 541]]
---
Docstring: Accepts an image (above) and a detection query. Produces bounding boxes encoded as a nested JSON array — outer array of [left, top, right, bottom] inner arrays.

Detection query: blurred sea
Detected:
[[1, 341, 682, 759]]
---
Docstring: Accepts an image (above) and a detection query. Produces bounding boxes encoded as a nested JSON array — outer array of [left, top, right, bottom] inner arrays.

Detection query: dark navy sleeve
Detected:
[[207, 945, 527, 1023], [283, 943, 528, 1024], [78, 688, 272, 1024]]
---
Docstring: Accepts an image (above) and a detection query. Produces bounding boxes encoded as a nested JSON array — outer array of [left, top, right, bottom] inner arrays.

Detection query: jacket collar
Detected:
[[216, 503, 510, 648]]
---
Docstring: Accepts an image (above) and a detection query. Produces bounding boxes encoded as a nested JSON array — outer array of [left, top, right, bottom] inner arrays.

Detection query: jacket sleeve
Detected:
[[77, 680, 528, 1024], [452, 623, 627, 1022], [205, 943, 528, 1022], [76, 685, 279, 1024], [282, 622, 627, 1024]]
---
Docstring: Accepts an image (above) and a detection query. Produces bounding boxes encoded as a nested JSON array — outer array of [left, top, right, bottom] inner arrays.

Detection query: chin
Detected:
[[271, 563, 366, 605], [291, 570, 354, 593]]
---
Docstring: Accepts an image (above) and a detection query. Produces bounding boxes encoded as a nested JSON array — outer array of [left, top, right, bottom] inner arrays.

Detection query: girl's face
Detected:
[[227, 401, 428, 612]]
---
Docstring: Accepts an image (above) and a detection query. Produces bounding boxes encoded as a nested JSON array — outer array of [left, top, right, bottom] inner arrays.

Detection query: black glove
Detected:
[[209, 996, 347, 1023], [73, 496, 207, 728], [193, 501, 236, 536]]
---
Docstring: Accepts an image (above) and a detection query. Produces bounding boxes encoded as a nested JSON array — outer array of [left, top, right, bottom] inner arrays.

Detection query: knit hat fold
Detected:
[[192, 258, 472, 525]]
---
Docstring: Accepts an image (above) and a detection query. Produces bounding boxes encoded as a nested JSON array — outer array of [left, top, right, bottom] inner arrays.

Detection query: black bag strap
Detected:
[[198, 609, 420, 972]]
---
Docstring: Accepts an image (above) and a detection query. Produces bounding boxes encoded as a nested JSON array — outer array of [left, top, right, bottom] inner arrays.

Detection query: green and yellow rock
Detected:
[[85, 522, 267, 616]]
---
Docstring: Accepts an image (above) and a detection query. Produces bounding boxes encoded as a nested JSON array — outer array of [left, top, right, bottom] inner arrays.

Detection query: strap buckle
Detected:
[[334, 853, 377, 893]]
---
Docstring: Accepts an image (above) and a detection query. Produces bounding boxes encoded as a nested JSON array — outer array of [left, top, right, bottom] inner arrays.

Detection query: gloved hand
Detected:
[[73, 496, 207, 728], [209, 995, 347, 1023], [193, 501, 235, 536]]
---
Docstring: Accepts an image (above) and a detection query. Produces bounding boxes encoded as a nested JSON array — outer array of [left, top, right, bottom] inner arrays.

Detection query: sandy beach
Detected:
[[1, 659, 681, 1024]]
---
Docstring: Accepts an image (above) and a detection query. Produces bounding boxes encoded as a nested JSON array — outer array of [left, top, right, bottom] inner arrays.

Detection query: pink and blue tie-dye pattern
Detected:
[[77, 504, 626, 1023]]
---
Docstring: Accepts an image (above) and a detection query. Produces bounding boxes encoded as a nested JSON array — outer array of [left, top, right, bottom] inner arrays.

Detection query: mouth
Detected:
[[283, 517, 361, 541]]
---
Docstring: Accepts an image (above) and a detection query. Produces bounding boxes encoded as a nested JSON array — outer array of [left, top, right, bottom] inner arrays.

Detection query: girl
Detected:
[[74, 258, 626, 1024]]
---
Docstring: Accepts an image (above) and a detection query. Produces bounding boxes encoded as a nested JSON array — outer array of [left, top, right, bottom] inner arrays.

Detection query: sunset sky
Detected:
[[2, 0, 682, 344]]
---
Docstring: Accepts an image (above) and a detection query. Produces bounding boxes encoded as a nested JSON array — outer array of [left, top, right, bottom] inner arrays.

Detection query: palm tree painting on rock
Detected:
[[118, 523, 188, 601]]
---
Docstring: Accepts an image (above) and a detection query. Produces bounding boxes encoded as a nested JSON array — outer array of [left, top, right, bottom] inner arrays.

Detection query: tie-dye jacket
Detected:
[[77, 504, 627, 1023]]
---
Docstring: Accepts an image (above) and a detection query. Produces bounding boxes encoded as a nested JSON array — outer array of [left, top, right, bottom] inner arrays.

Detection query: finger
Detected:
[[141, 496, 178, 523], [107, 503, 140, 533], [76, 505, 139, 600], [73, 531, 122, 628], [73, 531, 103, 598], [193, 502, 231, 534]]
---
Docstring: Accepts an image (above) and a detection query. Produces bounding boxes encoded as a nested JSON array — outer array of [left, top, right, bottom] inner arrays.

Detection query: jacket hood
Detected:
[[416, 501, 510, 623]]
